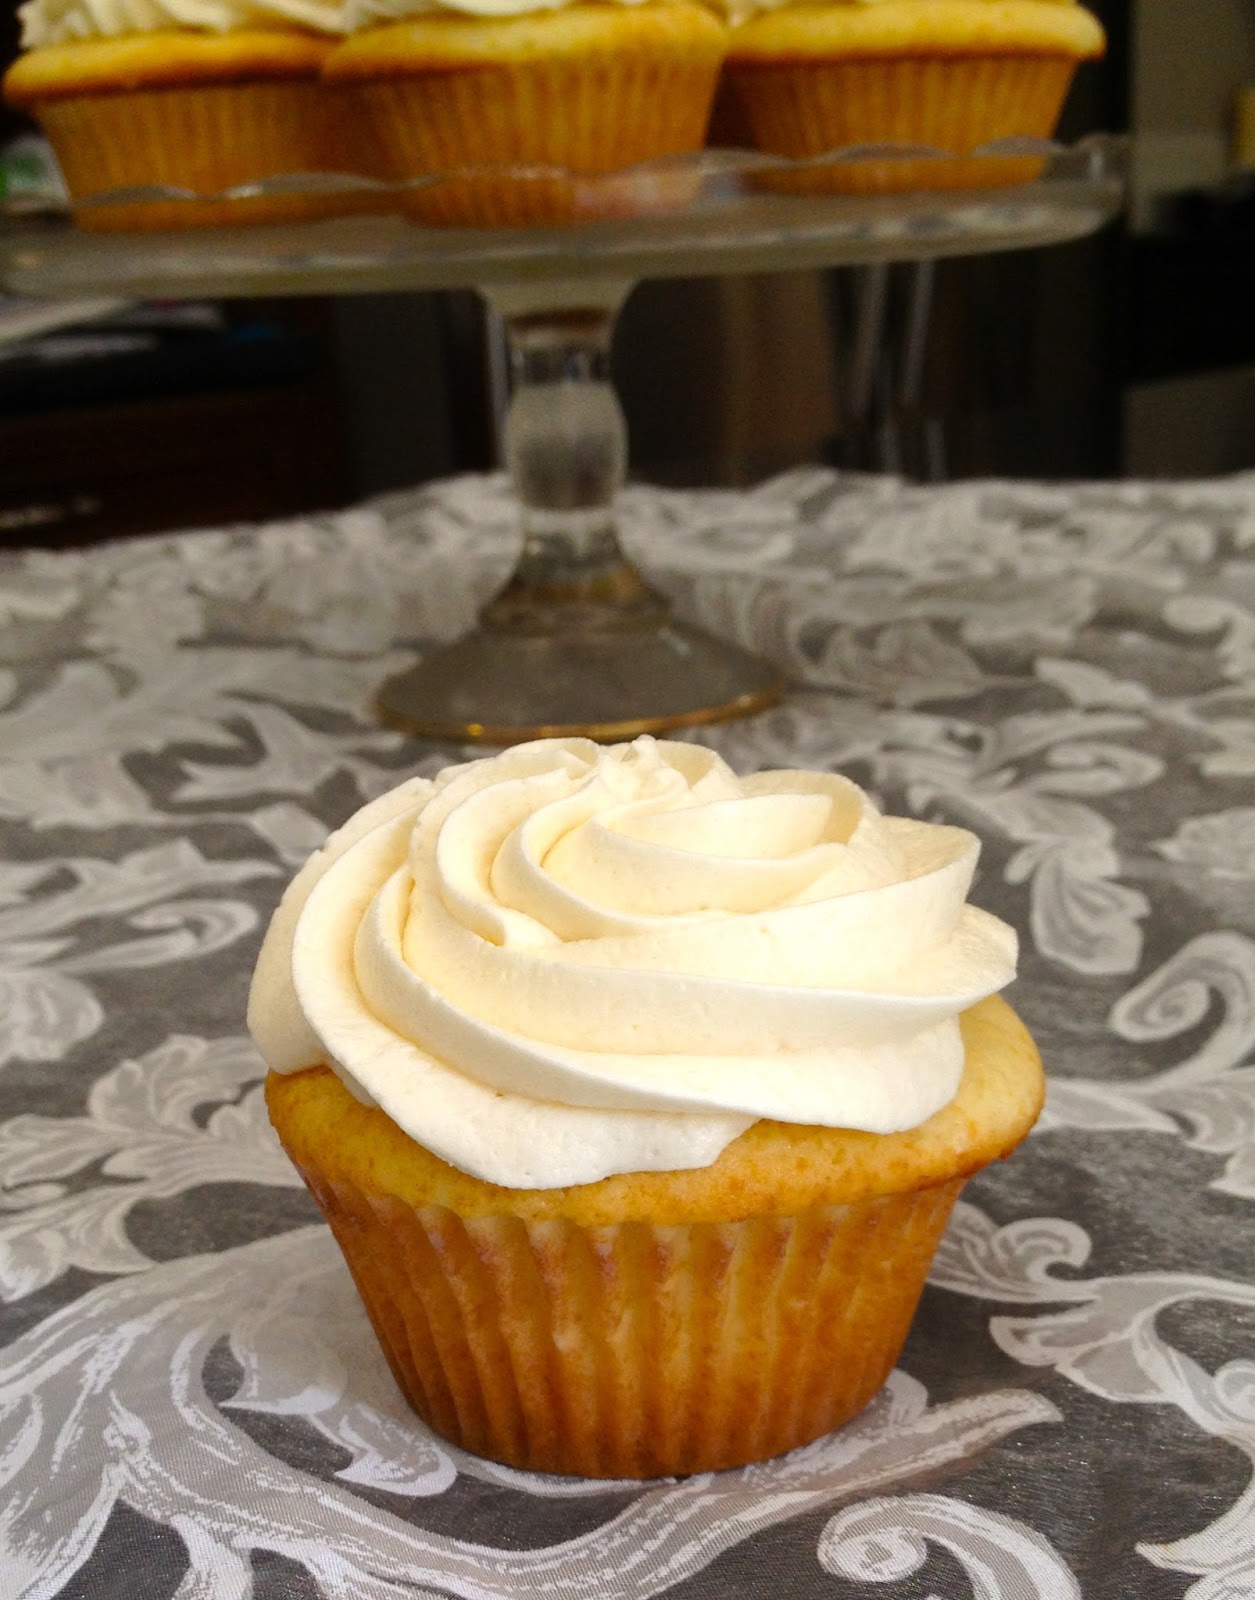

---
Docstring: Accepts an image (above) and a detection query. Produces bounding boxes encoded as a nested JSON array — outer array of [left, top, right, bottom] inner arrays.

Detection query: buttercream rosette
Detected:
[[250, 735, 1016, 1189]]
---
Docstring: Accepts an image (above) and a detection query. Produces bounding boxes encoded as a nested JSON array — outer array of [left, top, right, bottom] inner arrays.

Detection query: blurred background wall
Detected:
[[2, 0, 1254, 547], [1123, 0, 1255, 477]]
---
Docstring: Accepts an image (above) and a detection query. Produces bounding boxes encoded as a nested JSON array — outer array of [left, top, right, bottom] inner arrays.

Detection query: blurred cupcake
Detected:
[[722, 0, 1106, 193], [4, 0, 358, 229], [323, 0, 728, 225], [251, 736, 1043, 1478]]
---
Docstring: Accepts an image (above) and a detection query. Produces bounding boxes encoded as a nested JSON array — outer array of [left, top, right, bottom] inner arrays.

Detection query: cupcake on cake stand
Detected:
[[0, 136, 1125, 741]]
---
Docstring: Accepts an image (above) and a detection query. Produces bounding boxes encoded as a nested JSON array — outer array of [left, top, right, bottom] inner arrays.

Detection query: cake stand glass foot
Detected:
[[375, 282, 784, 743]]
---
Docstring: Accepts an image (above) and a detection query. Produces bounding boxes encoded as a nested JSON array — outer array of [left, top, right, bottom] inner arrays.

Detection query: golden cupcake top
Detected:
[[3, 25, 333, 99], [267, 995, 1044, 1222], [724, 0, 1105, 46]]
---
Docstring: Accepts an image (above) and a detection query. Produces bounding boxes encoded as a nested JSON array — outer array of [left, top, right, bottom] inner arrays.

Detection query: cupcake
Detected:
[[250, 736, 1043, 1478], [721, 0, 1106, 193], [3, 0, 356, 229], [323, 0, 728, 225]]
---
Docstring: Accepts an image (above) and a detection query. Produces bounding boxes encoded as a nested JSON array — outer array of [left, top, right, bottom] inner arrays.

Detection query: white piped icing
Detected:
[[342, 0, 1082, 33], [19, 0, 345, 47], [248, 736, 1017, 1189], [343, 0, 676, 25]]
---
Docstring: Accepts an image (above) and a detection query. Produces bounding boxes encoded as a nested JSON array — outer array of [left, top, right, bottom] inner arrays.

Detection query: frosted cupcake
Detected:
[[323, 0, 727, 224], [4, 0, 356, 229], [721, 0, 1106, 192], [251, 736, 1043, 1478]]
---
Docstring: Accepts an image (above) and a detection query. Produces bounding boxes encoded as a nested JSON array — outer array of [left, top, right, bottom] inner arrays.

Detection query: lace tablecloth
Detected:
[[2, 468, 1253, 1600]]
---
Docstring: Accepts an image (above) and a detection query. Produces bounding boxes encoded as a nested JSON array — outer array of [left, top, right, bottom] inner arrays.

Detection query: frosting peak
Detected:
[[248, 737, 1017, 1188]]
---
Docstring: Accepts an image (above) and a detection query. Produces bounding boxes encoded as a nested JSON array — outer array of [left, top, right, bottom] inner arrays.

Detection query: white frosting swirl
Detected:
[[340, 0, 941, 21], [343, 0, 658, 24], [19, 0, 345, 47], [248, 737, 1017, 1189]]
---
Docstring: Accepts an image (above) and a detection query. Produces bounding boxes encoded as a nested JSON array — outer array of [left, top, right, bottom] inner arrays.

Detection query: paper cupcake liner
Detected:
[[727, 54, 1077, 193], [358, 59, 718, 226], [35, 82, 370, 230], [299, 1161, 964, 1477]]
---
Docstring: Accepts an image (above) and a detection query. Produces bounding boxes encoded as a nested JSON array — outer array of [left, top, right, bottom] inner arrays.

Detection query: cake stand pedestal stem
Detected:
[[375, 283, 784, 744]]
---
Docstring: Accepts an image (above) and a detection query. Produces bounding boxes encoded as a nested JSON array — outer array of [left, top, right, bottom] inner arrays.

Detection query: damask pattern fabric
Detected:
[[1, 467, 1253, 1600]]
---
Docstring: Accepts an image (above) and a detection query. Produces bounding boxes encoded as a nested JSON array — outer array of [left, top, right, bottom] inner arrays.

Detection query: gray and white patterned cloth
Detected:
[[2, 466, 1253, 1600]]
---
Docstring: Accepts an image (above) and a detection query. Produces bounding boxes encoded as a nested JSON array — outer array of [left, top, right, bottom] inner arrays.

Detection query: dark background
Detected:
[[2, 0, 1253, 547]]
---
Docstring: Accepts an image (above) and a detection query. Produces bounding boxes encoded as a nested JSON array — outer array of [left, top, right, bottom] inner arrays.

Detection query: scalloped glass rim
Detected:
[[44, 132, 1124, 216], [0, 134, 1124, 300]]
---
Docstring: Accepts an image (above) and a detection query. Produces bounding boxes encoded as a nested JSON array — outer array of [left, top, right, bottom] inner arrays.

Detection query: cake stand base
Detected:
[[374, 615, 784, 744]]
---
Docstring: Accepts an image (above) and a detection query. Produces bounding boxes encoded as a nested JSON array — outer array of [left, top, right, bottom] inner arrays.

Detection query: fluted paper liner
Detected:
[[266, 998, 1043, 1477], [728, 55, 1078, 193], [35, 82, 367, 231], [294, 1161, 963, 1477], [357, 59, 718, 226]]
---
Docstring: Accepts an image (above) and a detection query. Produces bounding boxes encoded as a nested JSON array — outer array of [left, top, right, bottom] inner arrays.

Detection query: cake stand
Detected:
[[0, 135, 1126, 742]]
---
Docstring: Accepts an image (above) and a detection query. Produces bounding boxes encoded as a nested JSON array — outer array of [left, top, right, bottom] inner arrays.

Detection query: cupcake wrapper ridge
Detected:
[[727, 53, 1077, 193], [358, 57, 720, 226], [298, 1160, 964, 1478], [35, 80, 366, 230]]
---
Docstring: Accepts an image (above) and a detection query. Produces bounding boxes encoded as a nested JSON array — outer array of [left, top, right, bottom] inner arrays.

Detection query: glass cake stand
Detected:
[[0, 136, 1126, 743]]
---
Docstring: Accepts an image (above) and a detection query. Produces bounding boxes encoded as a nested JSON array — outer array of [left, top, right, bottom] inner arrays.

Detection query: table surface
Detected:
[[1, 466, 1253, 1600]]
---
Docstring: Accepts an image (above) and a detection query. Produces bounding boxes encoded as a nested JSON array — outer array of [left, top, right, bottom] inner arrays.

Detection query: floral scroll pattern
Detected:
[[2, 468, 1253, 1599]]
